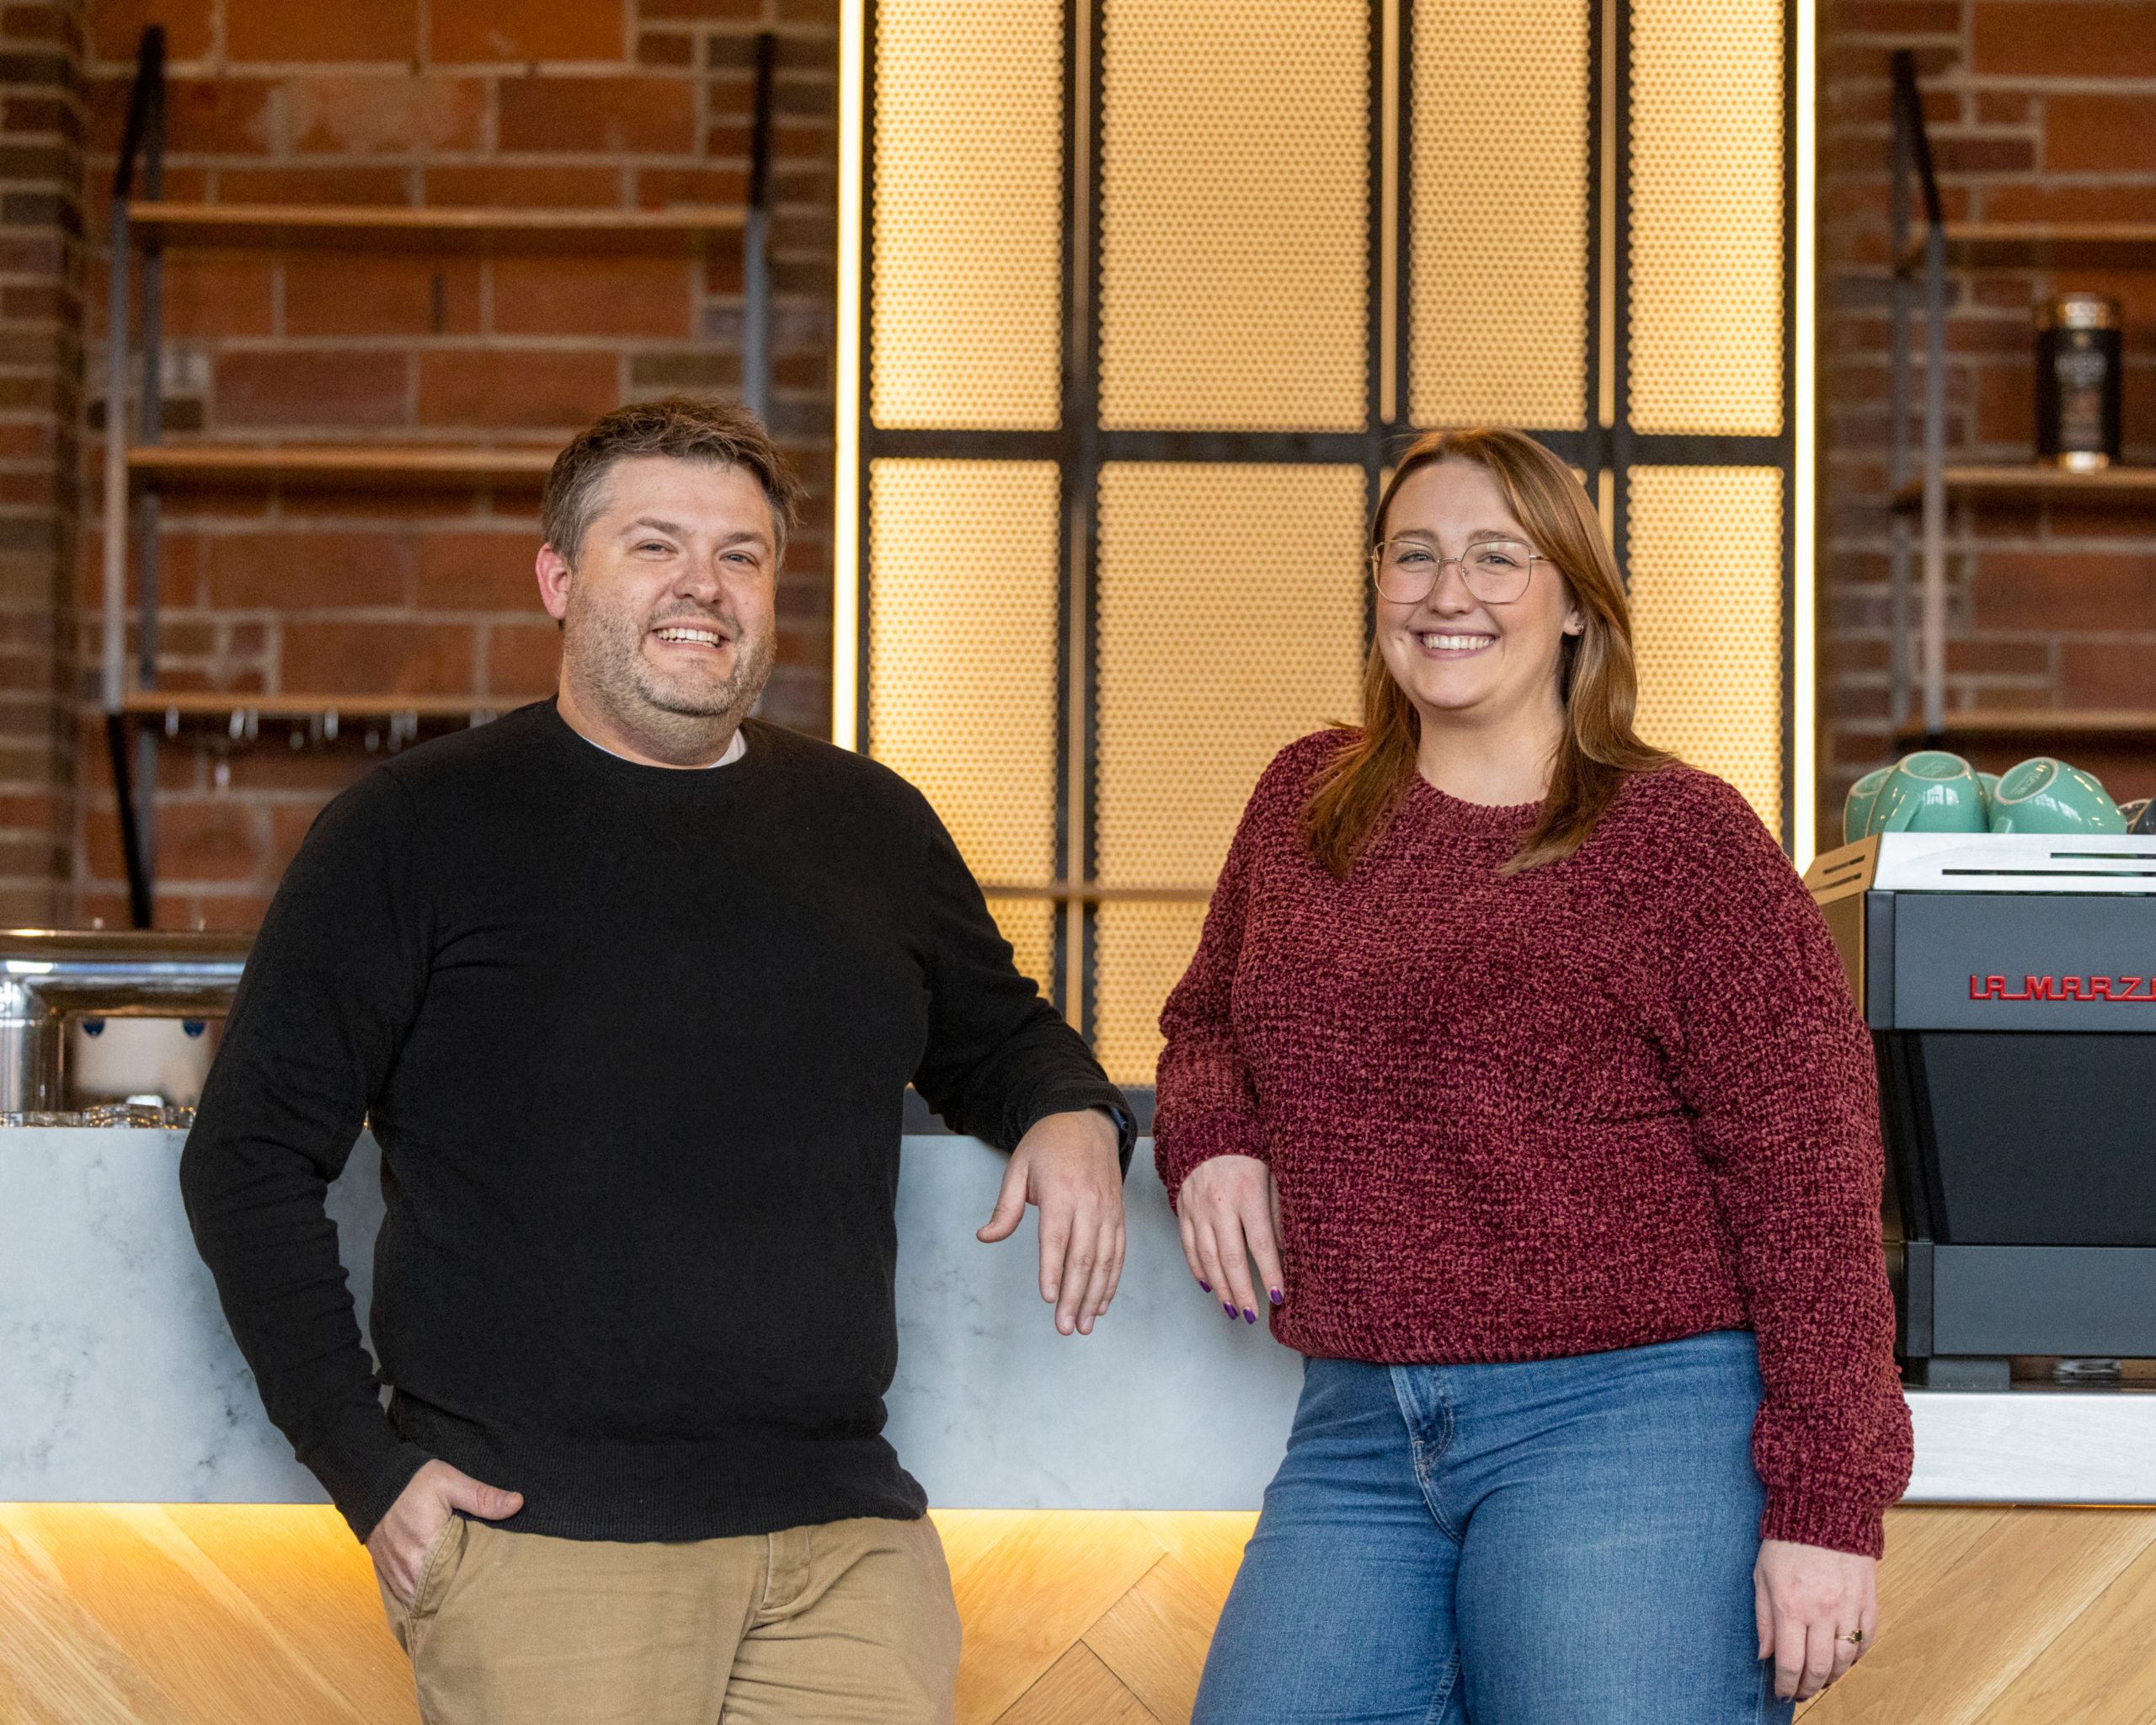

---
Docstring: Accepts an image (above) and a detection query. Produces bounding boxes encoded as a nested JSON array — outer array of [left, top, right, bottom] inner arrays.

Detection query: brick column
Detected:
[[0, 2, 82, 925]]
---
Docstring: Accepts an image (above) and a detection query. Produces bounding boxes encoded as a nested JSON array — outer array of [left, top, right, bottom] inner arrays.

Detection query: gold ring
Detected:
[[1840, 1630, 1865, 1645]]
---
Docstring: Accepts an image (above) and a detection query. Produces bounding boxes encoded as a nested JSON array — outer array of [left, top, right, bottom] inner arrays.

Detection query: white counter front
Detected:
[[1, 1129, 2148, 1508]]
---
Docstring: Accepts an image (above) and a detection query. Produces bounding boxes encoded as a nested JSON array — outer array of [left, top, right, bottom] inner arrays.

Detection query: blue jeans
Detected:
[[1193, 1332, 1791, 1725]]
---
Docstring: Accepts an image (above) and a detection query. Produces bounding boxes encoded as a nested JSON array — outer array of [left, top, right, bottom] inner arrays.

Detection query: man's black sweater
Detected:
[[180, 702, 1130, 1544]]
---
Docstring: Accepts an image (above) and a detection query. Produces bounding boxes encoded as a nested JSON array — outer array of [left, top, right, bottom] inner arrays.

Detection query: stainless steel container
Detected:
[[2036, 293, 2122, 472], [0, 930, 248, 1112]]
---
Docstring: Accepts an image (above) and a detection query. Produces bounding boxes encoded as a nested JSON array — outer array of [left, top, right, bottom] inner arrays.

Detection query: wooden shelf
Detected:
[[128, 444, 558, 488], [1892, 464, 2156, 509], [1895, 711, 2156, 746], [125, 200, 745, 254], [119, 692, 543, 724], [1897, 222, 2156, 275]]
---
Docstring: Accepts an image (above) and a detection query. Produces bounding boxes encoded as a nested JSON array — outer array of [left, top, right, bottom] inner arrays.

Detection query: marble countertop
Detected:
[[1, 1129, 2149, 1509]]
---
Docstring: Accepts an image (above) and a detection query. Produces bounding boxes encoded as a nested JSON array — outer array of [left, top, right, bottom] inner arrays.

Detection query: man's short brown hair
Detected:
[[542, 396, 803, 569]]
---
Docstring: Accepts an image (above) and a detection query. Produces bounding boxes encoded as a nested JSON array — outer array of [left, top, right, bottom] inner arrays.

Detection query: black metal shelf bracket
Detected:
[[102, 26, 164, 928], [1888, 48, 1948, 743]]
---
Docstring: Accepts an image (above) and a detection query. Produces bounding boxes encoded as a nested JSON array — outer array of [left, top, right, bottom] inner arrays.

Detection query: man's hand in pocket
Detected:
[[367, 1460, 524, 1605]]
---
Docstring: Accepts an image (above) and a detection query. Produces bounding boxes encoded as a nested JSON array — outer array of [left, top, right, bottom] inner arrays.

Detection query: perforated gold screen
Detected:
[[1627, 0, 1785, 435], [982, 900, 1057, 1010], [1626, 465, 1784, 833], [867, 459, 1061, 993], [870, 0, 1064, 430], [1092, 462, 1368, 1084], [1097, 0, 1368, 431], [1409, 0, 1589, 430], [850, 0, 1797, 1071], [1092, 901, 1210, 1090]]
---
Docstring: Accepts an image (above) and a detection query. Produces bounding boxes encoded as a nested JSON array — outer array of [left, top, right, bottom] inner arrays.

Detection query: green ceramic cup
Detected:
[[1978, 772, 2001, 816], [1988, 757, 2127, 835], [1843, 766, 1895, 843], [1869, 750, 1988, 835]]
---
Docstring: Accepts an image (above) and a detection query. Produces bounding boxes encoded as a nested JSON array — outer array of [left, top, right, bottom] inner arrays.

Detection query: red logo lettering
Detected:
[[1968, 972, 2153, 1004]]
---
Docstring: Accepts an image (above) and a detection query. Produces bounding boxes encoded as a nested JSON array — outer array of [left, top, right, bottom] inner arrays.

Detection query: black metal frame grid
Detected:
[[853, 0, 1800, 1029]]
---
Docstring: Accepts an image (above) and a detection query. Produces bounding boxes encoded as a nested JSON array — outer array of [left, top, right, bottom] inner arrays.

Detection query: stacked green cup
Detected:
[[1987, 758, 2127, 835], [1866, 751, 1988, 835], [1842, 766, 1895, 843]]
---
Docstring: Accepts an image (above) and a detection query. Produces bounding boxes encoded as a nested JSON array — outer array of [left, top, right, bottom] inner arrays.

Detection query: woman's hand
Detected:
[[1755, 1538, 1877, 1701], [1175, 1154, 1283, 1325]]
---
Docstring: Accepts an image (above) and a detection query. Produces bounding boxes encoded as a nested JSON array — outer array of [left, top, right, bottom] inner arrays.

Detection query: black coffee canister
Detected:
[[2036, 293, 2122, 471]]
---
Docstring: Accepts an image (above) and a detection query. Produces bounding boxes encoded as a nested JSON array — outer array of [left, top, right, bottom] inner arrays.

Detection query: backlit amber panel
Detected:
[[1098, 0, 1367, 430], [1626, 465, 1784, 834], [868, 459, 1060, 995], [1410, 0, 1589, 430], [1093, 901, 1212, 1090], [1628, 0, 1784, 435], [871, 0, 1064, 429], [1092, 462, 1367, 1083], [979, 900, 1057, 1013]]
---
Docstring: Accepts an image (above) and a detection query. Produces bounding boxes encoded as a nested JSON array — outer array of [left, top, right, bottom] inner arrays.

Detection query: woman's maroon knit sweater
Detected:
[[1154, 734, 1913, 1557]]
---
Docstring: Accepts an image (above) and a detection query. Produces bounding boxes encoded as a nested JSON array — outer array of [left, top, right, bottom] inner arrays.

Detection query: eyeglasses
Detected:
[[1370, 537, 1545, 606]]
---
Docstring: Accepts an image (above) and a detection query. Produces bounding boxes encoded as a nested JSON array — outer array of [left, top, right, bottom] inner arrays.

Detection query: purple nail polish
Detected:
[[1268, 1287, 1284, 1306], [1243, 1307, 1258, 1323], [1223, 1301, 1237, 1318], [1198, 1281, 1213, 1293]]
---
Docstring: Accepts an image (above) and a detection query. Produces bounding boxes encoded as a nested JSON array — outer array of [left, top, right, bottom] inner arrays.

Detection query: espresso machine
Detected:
[[1806, 831, 2156, 1388]]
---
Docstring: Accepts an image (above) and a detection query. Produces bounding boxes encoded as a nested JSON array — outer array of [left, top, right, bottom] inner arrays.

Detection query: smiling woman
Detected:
[[1157, 426, 1911, 1722], [1302, 426, 1667, 879]]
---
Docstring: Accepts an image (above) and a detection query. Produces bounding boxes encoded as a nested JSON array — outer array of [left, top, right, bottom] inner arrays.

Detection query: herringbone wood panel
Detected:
[[5, 1505, 2156, 1722], [1797, 1508, 2156, 1725]]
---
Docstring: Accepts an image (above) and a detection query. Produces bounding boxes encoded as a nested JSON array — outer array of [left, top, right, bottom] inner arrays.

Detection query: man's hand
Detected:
[[978, 1108, 1126, 1337], [1756, 1537, 1878, 1701], [366, 1459, 524, 1606]]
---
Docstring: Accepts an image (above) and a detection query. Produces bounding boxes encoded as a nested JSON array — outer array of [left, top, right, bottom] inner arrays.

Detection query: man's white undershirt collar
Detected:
[[579, 727, 746, 770]]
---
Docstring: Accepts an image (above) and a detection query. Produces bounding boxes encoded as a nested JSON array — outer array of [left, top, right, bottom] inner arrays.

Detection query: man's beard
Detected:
[[563, 587, 776, 749]]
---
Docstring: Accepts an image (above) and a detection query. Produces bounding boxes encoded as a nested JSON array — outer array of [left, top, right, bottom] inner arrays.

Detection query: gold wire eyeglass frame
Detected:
[[1369, 537, 1546, 606]]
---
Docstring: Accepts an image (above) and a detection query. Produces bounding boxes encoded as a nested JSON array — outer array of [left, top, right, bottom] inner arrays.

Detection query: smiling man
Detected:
[[180, 397, 1132, 1725]]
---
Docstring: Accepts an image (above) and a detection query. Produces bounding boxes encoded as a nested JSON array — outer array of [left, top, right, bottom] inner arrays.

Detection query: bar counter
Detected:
[[2, 1127, 2151, 1509]]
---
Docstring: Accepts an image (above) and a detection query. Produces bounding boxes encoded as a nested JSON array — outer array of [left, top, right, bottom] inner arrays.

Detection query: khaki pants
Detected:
[[378, 1514, 961, 1725]]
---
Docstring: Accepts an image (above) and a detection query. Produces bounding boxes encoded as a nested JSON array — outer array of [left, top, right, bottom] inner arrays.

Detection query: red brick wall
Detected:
[[1819, 0, 2156, 840], [0, 1, 82, 924], [45, 3, 2147, 927], [76, 0, 836, 929]]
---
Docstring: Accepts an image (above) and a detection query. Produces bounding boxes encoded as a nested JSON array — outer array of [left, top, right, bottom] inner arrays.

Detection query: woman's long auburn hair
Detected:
[[1300, 427, 1669, 879]]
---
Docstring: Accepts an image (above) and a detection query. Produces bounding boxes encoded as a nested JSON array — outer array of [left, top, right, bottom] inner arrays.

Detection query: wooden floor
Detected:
[[3, 1503, 2153, 1722]]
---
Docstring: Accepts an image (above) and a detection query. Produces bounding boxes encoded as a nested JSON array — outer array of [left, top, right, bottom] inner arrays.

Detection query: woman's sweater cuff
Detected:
[[1761, 1491, 1886, 1559], [1154, 1122, 1266, 1208]]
